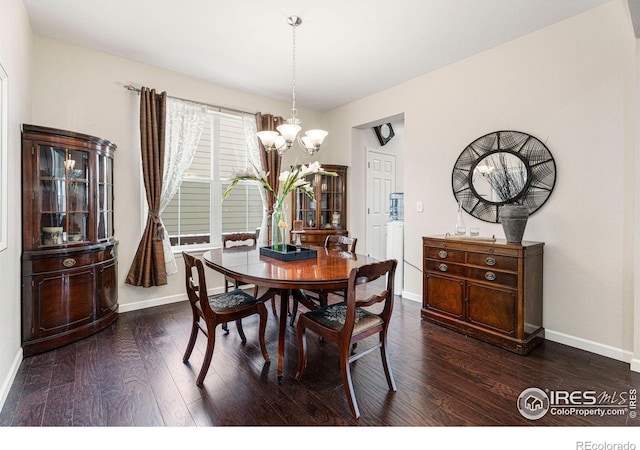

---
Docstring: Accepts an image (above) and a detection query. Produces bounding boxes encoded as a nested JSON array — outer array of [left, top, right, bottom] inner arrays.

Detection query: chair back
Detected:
[[222, 231, 258, 248], [183, 252, 213, 316], [341, 259, 397, 337], [324, 234, 357, 252]]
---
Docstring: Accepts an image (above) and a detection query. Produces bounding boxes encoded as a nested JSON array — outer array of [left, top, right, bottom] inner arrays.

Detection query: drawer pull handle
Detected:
[[485, 257, 496, 266], [438, 250, 448, 259], [63, 258, 77, 268], [485, 271, 496, 281], [438, 263, 448, 272]]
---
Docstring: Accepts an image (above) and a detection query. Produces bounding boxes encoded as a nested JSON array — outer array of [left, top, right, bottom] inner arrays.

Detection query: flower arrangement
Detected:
[[223, 161, 336, 250]]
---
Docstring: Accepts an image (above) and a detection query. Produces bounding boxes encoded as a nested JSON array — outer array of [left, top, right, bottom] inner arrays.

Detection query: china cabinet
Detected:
[[422, 235, 544, 355], [21, 124, 118, 356], [291, 164, 348, 246]]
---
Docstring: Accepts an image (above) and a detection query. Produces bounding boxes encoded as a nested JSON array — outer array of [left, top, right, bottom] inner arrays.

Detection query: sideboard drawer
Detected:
[[424, 246, 465, 263], [467, 267, 518, 287], [25, 245, 116, 274], [467, 252, 517, 271], [425, 259, 466, 277]]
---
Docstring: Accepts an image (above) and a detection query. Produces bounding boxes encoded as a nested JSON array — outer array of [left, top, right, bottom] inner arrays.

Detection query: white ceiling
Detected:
[[24, 0, 615, 112]]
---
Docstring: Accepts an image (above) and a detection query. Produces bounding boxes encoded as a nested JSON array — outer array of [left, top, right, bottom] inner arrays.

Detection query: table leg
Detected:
[[277, 289, 290, 382]]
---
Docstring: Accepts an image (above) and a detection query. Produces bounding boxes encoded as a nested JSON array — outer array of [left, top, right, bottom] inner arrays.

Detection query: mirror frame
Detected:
[[452, 130, 556, 223]]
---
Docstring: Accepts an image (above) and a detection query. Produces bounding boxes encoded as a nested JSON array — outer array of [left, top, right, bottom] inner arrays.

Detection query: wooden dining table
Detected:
[[202, 245, 377, 381]]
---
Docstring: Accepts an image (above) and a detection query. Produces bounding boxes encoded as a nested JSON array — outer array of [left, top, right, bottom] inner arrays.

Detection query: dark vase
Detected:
[[499, 204, 529, 244]]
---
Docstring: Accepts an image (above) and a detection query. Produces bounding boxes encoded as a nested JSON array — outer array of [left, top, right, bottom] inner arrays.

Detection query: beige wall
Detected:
[[0, 0, 32, 406], [323, 0, 639, 365]]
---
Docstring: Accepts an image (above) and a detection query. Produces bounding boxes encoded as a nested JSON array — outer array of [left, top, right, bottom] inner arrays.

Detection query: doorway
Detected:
[[366, 150, 396, 259]]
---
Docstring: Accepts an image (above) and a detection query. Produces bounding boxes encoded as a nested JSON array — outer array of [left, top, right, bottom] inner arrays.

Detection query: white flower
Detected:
[[278, 170, 291, 182], [223, 160, 336, 205]]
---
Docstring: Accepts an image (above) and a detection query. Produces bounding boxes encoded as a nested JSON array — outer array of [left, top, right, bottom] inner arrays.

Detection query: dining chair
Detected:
[[222, 231, 259, 296], [221, 231, 278, 332], [182, 251, 269, 387], [295, 258, 397, 419], [289, 235, 358, 325]]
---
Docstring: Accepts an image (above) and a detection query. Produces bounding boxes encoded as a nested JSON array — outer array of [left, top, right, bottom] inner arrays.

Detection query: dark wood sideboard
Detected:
[[422, 235, 544, 355]]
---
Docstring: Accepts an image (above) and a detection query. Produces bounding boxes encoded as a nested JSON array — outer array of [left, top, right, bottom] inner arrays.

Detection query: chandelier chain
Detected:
[[256, 15, 326, 155], [291, 20, 297, 119]]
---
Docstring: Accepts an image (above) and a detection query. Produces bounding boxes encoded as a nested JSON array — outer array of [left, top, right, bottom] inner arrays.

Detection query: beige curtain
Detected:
[[126, 87, 168, 287]]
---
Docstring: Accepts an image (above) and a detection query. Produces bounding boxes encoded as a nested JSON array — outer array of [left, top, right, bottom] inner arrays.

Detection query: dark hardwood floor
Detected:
[[2, 292, 639, 430]]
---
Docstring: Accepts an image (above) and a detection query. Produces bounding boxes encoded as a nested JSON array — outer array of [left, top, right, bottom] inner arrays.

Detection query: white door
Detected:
[[366, 150, 396, 259]]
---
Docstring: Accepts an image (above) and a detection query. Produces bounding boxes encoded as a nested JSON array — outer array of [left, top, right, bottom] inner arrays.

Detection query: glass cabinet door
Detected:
[[38, 146, 89, 246], [295, 173, 318, 228], [97, 153, 114, 241], [320, 171, 344, 230]]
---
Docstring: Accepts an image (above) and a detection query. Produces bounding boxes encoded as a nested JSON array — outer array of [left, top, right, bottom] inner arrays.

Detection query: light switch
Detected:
[[416, 201, 423, 213]]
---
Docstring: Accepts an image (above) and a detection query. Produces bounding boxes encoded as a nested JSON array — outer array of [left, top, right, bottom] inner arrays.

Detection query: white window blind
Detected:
[[162, 110, 263, 248]]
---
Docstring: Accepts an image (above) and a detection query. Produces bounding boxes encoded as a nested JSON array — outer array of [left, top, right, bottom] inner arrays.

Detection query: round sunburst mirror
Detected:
[[452, 130, 557, 223]]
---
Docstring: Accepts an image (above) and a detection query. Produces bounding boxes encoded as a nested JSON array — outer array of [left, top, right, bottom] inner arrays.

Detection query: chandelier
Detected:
[[257, 16, 328, 155]]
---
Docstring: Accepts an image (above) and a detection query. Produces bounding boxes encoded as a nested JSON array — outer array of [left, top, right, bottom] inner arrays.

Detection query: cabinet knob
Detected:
[[62, 258, 77, 268], [438, 263, 448, 272], [484, 271, 496, 281], [484, 257, 496, 266], [438, 250, 448, 259]]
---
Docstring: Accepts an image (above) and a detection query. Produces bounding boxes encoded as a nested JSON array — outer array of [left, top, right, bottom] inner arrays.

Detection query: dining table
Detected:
[[202, 245, 378, 381]]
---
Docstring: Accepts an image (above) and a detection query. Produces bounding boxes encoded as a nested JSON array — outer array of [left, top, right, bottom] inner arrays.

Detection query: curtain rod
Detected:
[[124, 84, 256, 116]]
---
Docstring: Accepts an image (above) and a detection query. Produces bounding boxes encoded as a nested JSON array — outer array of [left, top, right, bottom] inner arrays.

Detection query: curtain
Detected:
[[257, 113, 284, 206], [126, 87, 168, 287], [160, 97, 207, 274], [256, 113, 284, 245], [242, 113, 268, 246]]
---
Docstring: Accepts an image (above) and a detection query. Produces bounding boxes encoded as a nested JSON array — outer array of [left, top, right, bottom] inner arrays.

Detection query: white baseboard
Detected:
[[118, 286, 226, 313], [0, 347, 23, 414], [542, 329, 637, 371], [402, 290, 639, 373], [118, 293, 187, 313], [401, 290, 421, 303]]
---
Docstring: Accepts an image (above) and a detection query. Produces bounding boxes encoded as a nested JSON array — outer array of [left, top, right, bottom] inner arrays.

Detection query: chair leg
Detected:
[[380, 332, 397, 391], [222, 280, 231, 334], [236, 319, 247, 343], [289, 297, 298, 326], [294, 320, 308, 380], [257, 303, 270, 362], [339, 345, 360, 419], [196, 330, 216, 387], [183, 317, 199, 363]]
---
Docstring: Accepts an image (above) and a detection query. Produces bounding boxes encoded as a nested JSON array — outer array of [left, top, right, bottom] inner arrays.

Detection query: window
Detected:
[[162, 110, 263, 249], [0, 63, 7, 252]]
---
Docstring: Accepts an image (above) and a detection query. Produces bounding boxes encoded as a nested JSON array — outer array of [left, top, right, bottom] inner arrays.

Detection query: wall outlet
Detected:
[[416, 201, 423, 213]]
